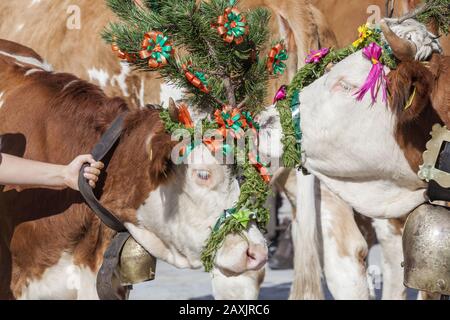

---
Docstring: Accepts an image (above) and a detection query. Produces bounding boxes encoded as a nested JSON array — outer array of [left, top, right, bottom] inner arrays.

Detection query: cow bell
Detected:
[[403, 204, 450, 295], [118, 236, 157, 286]]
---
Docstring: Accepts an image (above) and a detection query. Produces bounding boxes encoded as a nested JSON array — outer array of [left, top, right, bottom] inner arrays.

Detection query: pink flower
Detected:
[[354, 42, 388, 104], [305, 48, 329, 64]]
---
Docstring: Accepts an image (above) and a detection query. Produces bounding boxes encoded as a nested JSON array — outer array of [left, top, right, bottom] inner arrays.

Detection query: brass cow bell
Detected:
[[403, 204, 450, 295], [118, 236, 157, 286]]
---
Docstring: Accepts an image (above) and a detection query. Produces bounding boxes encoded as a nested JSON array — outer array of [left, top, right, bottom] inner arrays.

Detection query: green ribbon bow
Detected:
[[242, 111, 260, 130], [194, 71, 208, 86], [148, 34, 173, 63], [225, 12, 247, 38], [273, 49, 288, 75], [232, 208, 255, 229], [222, 111, 245, 132]]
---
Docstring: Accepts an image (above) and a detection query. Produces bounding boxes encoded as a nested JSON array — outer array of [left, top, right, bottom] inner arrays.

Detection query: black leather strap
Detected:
[[96, 231, 131, 300], [427, 141, 450, 202], [78, 114, 127, 232]]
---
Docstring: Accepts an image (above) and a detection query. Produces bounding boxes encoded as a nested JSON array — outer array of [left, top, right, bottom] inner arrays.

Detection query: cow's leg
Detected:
[[211, 268, 265, 300], [289, 172, 323, 299], [372, 218, 406, 300], [76, 267, 100, 300], [320, 184, 370, 300]]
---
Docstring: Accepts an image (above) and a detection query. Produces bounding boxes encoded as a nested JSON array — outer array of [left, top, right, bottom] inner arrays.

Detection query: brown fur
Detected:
[[388, 55, 449, 171], [0, 40, 174, 299]]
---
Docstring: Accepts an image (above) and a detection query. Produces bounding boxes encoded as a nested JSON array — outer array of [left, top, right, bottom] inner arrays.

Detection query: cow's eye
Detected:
[[339, 80, 355, 92], [196, 170, 211, 181]]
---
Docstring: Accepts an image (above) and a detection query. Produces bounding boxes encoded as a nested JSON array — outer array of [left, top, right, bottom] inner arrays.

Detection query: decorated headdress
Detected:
[[274, 0, 449, 170], [103, 0, 289, 271]]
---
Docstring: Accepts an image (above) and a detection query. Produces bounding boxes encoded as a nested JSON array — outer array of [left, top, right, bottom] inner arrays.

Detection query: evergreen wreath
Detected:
[[276, 0, 448, 169], [103, 0, 286, 272]]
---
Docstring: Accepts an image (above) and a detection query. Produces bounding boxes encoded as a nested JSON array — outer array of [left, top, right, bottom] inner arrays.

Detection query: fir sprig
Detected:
[[104, 0, 278, 273]]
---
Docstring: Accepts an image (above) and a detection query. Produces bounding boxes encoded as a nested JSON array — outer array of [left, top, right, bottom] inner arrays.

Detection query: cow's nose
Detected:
[[246, 244, 268, 271]]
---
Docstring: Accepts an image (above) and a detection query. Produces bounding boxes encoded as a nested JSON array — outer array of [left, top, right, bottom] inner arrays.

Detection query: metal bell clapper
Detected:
[[118, 236, 157, 286]]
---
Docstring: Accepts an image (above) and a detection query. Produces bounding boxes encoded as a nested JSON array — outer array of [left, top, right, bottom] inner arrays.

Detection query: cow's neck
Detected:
[[97, 109, 172, 225]]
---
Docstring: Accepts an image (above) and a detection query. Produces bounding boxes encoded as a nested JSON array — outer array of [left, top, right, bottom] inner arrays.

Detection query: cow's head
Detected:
[[256, 19, 443, 218], [123, 100, 268, 276]]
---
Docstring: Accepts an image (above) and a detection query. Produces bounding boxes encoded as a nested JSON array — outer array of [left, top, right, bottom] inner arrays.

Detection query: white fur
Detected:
[[110, 62, 130, 97], [25, 68, 43, 76], [320, 188, 369, 300], [299, 51, 425, 219], [0, 50, 52, 71], [211, 268, 263, 300], [372, 219, 406, 299], [29, 0, 41, 7], [126, 144, 266, 276], [138, 78, 145, 108], [0, 92, 4, 109], [17, 252, 98, 300], [160, 82, 184, 107], [87, 68, 109, 89], [63, 80, 79, 91]]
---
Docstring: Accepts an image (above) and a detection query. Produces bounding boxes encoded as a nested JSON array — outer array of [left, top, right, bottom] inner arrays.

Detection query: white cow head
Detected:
[[257, 19, 442, 218], [125, 100, 268, 276]]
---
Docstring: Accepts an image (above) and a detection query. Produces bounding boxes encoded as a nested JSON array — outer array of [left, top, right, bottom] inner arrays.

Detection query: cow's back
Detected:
[[0, 0, 162, 108]]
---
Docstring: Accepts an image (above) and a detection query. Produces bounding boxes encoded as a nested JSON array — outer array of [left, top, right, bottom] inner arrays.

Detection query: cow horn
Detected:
[[380, 20, 417, 61], [168, 97, 179, 123]]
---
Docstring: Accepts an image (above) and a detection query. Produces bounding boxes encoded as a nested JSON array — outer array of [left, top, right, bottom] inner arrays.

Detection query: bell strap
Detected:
[[78, 113, 127, 232]]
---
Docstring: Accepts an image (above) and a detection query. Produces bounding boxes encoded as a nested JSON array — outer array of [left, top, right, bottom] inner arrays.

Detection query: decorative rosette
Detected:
[[267, 43, 288, 75], [214, 107, 249, 139], [182, 62, 210, 94], [139, 31, 174, 69], [305, 48, 329, 64], [216, 6, 249, 44], [111, 42, 136, 62]]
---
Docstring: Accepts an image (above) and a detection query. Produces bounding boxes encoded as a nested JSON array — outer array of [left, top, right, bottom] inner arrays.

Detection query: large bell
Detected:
[[403, 204, 450, 295], [118, 236, 157, 286]]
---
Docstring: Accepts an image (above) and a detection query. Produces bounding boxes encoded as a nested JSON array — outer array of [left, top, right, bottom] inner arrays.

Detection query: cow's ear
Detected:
[[168, 98, 180, 123], [147, 129, 176, 184], [388, 61, 432, 124]]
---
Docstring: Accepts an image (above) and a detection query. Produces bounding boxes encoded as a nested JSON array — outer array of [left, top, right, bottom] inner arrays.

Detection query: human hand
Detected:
[[62, 155, 104, 191]]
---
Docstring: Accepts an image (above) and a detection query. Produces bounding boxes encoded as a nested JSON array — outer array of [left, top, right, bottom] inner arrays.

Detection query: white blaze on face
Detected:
[[298, 51, 425, 218], [87, 68, 110, 89], [126, 140, 267, 274]]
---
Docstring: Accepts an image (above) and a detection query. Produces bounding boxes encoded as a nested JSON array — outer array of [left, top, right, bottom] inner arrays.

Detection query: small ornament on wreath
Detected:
[[111, 41, 136, 62], [182, 62, 210, 94], [139, 31, 174, 69], [215, 1, 249, 45], [267, 42, 288, 75]]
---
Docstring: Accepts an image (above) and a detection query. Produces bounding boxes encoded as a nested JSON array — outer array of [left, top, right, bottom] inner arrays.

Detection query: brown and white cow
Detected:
[[258, 18, 447, 299], [0, 0, 411, 300], [0, 39, 268, 300]]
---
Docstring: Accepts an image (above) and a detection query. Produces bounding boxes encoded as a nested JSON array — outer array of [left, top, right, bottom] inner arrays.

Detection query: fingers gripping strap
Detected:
[[78, 114, 127, 232]]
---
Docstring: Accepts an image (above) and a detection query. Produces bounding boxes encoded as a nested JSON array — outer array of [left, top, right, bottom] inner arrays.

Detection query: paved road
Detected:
[[130, 245, 419, 300]]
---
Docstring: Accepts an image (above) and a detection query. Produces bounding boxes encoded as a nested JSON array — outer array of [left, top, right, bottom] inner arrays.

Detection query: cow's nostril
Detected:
[[246, 248, 257, 260]]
